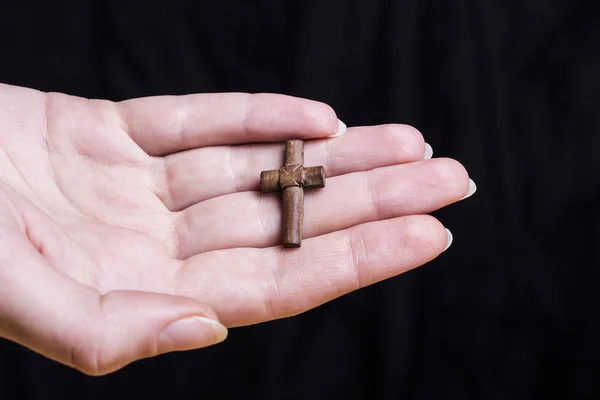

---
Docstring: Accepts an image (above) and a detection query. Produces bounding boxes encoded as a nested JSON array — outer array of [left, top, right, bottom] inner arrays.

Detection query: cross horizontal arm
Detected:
[[259, 170, 281, 192], [302, 166, 326, 189]]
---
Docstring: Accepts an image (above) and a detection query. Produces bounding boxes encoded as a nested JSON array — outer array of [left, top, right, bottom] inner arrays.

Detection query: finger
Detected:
[[177, 214, 450, 327], [116, 93, 344, 156], [174, 158, 472, 259], [158, 124, 427, 211], [0, 228, 227, 376]]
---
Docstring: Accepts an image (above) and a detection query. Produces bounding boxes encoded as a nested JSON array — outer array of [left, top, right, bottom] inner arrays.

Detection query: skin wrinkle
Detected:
[[80, 223, 171, 292], [171, 258, 187, 297], [233, 147, 249, 193], [364, 169, 381, 221], [321, 137, 334, 174], [177, 208, 195, 260], [46, 99, 173, 247], [265, 248, 283, 321], [0, 186, 25, 231], [68, 291, 106, 376], [85, 160, 106, 223], [173, 206, 192, 259], [257, 193, 278, 247], [150, 157, 171, 206], [2, 138, 38, 201], [347, 227, 368, 291], [41, 94, 51, 153], [112, 101, 132, 137], [55, 223, 98, 288], [44, 95, 92, 220], [226, 145, 239, 194], [164, 209, 182, 260], [17, 195, 90, 284], [240, 94, 252, 141], [272, 245, 301, 317], [137, 158, 174, 214], [162, 156, 180, 210], [48, 154, 89, 218], [173, 100, 190, 150], [239, 146, 256, 193], [81, 106, 153, 169], [36, 95, 181, 269], [0, 119, 51, 215], [24, 216, 44, 256], [93, 160, 161, 211]]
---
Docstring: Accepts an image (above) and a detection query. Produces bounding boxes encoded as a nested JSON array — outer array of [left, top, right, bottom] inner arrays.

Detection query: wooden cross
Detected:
[[259, 140, 326, 248]]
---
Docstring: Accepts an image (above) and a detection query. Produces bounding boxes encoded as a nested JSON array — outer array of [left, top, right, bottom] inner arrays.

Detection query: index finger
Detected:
[[116, 92, 345, 156]]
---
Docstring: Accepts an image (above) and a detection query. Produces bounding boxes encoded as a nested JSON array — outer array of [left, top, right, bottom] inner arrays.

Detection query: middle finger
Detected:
[[173, 158, 471, 259], [157, 124, 428, 211]]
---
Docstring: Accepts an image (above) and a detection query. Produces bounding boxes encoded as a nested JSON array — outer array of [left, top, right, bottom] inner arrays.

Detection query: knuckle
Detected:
[[65, 321, 117, 376], [68, 330, 157, 377]]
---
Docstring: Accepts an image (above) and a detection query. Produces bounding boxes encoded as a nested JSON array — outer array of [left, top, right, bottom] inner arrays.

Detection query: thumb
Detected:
[[70, 290, 229, 375], [0, 230, 227, 376]]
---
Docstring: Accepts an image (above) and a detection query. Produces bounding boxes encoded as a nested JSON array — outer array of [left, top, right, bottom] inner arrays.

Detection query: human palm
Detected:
[[0, 83, 474, 375]]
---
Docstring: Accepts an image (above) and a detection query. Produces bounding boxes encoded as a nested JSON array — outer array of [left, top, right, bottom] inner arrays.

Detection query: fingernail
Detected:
[[459, 179, 477, 200], [159, 316, 228, 353], [423, 143, 433, 159], [330, 119, 347, 137], [443, 228, 453, 252]]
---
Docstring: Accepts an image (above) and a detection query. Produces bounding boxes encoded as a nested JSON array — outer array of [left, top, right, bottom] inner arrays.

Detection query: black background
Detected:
[[1, 1, 599, 399]]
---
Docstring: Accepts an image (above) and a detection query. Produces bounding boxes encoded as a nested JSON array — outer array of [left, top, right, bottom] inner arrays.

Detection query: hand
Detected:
[[0, 83, 474, 375]]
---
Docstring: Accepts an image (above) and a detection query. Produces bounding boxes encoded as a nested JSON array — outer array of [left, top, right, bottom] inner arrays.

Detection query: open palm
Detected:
[[0, 83, 473, 375]]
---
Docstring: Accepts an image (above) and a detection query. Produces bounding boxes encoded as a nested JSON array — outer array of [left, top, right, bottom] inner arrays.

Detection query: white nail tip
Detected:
[[423, 143, 433, 159], [331, 119, 347, 137], [460, 179, 477, 200], [443, 228, 453, 252]]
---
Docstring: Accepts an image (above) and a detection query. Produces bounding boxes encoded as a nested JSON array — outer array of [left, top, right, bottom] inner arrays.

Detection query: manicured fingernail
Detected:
[[331, 119, 347, 137], [460, 179, 477, 200], [159, 316, 228, 353], [423, 143, 433, 159], [443, 228, 453, 252]]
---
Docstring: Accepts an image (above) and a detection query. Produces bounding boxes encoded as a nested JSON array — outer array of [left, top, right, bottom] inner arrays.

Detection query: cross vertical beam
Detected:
[[259, 140, 326, 248]]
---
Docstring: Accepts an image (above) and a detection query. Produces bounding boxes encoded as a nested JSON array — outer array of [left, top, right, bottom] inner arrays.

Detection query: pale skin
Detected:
[[0, 83, 475, 376]]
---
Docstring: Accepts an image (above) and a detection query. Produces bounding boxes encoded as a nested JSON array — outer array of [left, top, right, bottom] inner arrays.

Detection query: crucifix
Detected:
[[259, 140, 326, 248]]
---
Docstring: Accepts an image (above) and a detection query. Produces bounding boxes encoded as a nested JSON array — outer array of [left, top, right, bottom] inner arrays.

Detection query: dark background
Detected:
[[1, 1, 599, 398]]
